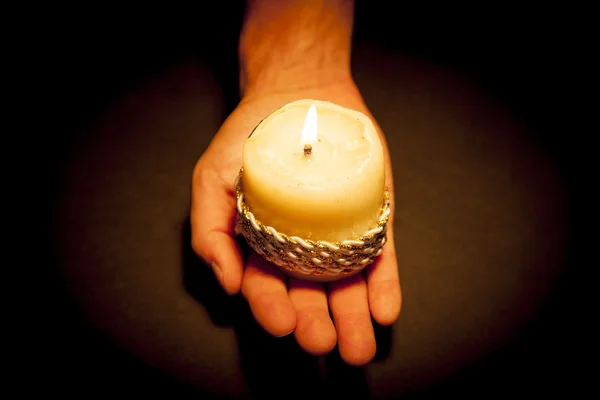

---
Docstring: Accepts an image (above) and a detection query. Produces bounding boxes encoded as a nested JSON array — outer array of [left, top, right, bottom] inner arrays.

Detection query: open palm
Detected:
[[191, 82, 401, 365]]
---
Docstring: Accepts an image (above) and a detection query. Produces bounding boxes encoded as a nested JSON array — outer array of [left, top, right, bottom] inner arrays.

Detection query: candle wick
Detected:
[[303, 144, 312, 157]]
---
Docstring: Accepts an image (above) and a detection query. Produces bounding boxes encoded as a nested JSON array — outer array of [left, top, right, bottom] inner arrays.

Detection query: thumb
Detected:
[[191, 167, 244, 295]]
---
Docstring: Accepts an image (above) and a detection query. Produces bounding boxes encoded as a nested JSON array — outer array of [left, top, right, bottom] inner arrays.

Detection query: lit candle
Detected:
[[241, 99, 385, 243]]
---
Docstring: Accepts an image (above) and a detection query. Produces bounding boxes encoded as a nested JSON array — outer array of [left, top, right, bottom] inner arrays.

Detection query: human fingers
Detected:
[[241, 253, 296, 337], [328, 274, 376, 366], [288, 279, 337, 355], [365, 229, 402, 326], [191, 165, 244, 295]]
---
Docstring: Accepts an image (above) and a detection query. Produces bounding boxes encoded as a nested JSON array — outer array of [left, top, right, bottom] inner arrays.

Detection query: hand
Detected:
[[191, 79, 402, 365]]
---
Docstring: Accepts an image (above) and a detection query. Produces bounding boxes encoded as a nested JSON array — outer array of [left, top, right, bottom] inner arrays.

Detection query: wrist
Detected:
[[238, 0, 355, 98], [241, 64, 354, 100], [238, 71, 368, 124]]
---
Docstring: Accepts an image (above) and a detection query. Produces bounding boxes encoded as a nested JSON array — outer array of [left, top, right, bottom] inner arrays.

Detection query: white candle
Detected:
[[241, 99, 385, 243]]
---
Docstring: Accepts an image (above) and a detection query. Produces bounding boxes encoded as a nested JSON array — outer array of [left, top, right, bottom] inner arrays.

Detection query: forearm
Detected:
[[239, 0, 355, 96]]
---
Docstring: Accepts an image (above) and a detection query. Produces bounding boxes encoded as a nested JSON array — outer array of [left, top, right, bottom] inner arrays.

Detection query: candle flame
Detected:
[[301, 104, 318, 145]]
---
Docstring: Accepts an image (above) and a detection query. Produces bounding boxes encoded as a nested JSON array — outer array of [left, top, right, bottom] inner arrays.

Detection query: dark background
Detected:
[[29, 1, 588, 398]]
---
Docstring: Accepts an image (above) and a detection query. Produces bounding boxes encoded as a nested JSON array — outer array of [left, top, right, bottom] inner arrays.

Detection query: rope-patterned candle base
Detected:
[[234, 169, 391, 281]]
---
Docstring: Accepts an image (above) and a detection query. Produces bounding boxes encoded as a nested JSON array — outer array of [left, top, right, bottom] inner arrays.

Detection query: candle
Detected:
[[241, 99, 385, 243]]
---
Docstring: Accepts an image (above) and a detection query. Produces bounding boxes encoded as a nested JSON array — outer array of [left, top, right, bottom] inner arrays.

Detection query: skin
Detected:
[[191, 0, 401, 366]]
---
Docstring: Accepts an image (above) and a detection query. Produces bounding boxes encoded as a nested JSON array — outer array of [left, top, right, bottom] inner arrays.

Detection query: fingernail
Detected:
[[211, 261, 224, 284]]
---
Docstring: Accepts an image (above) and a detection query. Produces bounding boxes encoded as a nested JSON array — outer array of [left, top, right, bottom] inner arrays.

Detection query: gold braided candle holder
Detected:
[[234, 169, 391, 281]]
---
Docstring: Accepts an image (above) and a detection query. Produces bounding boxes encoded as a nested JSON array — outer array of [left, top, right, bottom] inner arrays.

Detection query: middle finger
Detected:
[[288, 278, 337, 355]]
